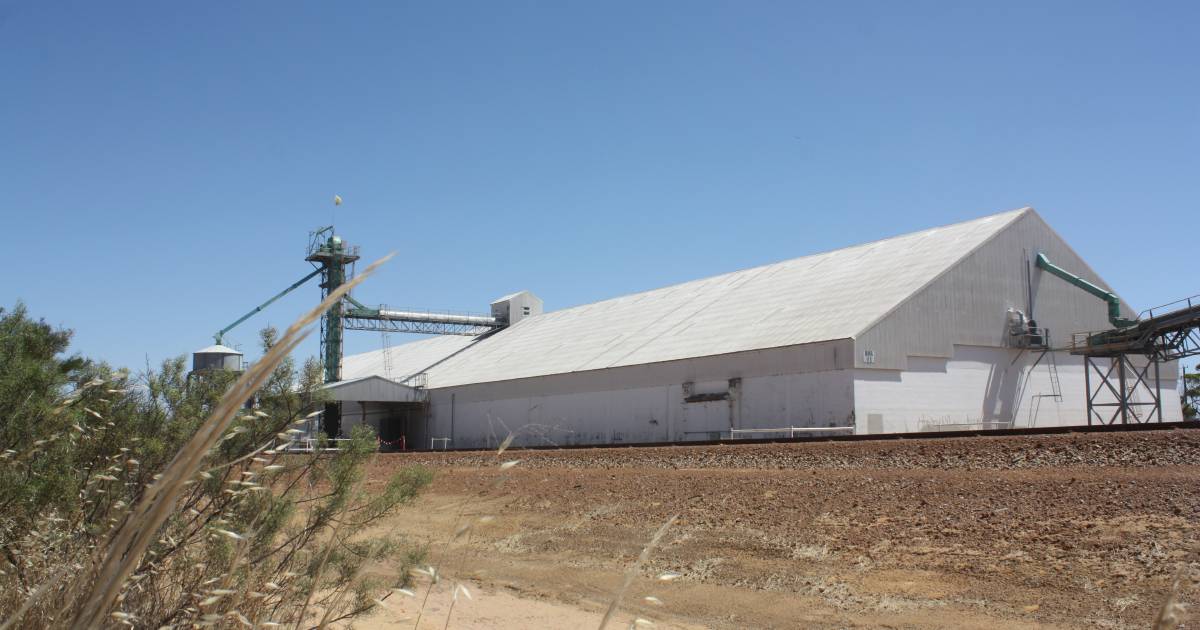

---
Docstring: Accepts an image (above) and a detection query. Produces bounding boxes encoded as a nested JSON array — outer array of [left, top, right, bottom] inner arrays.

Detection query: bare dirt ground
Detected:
[[358, 429, 1200, 629]]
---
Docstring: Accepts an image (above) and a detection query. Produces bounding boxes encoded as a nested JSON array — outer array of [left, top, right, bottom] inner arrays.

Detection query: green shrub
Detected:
[[0, 303, 430, 628]]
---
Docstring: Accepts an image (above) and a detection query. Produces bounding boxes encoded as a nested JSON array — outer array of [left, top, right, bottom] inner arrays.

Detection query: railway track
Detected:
[[405, 419, 1200, 453]]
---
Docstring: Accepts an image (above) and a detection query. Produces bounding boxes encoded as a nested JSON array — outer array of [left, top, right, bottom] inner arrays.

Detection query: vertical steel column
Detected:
[[323, 242, 347, 439], [1084, 356, 1093, 425], [1117, 356, 1128, 424], [307, 232, 355, 439], [323, 250, 345, 384], [1153, 359, 1162, 422]]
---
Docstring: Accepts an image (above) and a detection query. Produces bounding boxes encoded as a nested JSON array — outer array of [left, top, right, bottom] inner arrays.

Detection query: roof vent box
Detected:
[[490, 291, 542, 326]]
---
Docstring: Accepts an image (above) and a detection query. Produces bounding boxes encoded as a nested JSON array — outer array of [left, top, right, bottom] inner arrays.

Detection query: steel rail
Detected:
[[395, 420, 1200, 454]]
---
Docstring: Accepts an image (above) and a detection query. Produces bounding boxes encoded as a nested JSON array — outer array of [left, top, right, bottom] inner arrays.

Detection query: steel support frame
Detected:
[[1150, 327, 1200, 362], [343, 316, 496, 336], [1084, 354, 1163, 426]]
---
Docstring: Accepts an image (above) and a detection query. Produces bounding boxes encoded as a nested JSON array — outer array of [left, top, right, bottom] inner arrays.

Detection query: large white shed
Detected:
[[338, 207, 1182, 448]]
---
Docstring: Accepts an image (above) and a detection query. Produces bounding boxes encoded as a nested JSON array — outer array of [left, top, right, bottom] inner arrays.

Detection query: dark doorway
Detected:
[[379, 407, 406, 450]]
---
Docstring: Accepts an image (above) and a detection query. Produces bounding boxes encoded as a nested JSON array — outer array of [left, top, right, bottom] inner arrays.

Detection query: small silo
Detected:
[[192, 344, 244, 372]]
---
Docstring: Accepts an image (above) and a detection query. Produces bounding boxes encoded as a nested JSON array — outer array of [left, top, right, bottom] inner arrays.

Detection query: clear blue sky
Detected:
[[3, 1, 1197, 377]]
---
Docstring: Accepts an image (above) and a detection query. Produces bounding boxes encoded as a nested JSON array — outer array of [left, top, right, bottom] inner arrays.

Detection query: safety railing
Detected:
[[403, 372, 429, 389], [727, 427, 854, 439], [1139, 294, 1198, 321], [1013, 326, 1050, 349], [378, 435, 407, 451], [916, 419, 1014, 432], [269, 437, 352, 453], [1069, 331, 1101, 353]]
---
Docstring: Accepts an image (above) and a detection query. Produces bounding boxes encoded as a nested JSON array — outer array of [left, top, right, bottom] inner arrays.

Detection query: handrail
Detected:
[[268, 437, 352, 453], [1139, 294, 1199, 321], [728, 427, 854, 438]]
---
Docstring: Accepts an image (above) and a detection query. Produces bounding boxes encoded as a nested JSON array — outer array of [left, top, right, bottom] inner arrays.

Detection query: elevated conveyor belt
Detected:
[[1064, 294, 1199, 426], [1070, 295, 1200, 361], [343, 298, 504, 336]]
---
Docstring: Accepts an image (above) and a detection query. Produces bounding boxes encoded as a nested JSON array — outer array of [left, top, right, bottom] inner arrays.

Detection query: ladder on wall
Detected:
[[1044, 334, 1063, 401], [381, 332, 394, 380], [1025, 331, 1063, 427]]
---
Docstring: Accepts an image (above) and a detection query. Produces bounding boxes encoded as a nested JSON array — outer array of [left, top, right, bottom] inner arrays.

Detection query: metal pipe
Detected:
[[215, 268, 323, 344], [374, 309, 501, 327], [1035, 253, 1136, 328], [345, 295, 372, 311]]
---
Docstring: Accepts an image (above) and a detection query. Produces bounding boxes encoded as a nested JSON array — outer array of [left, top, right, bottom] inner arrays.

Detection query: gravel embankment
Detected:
[[384, 427, 1200, 471]]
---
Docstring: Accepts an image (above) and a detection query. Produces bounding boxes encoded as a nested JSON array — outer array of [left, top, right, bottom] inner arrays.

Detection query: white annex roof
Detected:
[[342, 208, 1029, 389], [323, 375, 426, 403]]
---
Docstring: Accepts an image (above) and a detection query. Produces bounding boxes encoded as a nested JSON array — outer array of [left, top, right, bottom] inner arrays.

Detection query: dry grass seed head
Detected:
[[65, 254, 392, 628]]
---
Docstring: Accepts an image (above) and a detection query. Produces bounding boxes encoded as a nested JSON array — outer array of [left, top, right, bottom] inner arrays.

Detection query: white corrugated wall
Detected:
[[853, 211, 1181, 431], [423, 340, 855, 448]]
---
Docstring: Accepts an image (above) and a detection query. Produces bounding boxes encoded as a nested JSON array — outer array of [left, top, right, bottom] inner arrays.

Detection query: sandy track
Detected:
[[360, 429, 1199, 629]]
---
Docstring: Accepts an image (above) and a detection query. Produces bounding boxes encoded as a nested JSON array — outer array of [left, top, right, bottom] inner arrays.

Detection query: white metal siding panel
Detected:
[[418, 341, 855, 448], [427, 366, 854, 449], [854, 209, 1135, 370], [853, 346, 1182, 433]]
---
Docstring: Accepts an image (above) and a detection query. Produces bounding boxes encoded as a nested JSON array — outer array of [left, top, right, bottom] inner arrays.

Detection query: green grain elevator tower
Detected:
[[305, 226, 360, 437]]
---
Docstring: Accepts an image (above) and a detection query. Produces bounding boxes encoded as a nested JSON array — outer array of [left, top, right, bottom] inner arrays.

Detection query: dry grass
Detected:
[[4, 267, 1192, 629], [72, 255, 389, 627], [1152, 547, 1198, 630], [0, 255, 452, 629], [597, 514, 678, 630]]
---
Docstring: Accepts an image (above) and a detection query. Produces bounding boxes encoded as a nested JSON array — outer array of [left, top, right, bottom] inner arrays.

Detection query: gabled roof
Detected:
[[491, 290, 531, 304], [322, 375, 426, 402], [342, 207, 1029, 388]]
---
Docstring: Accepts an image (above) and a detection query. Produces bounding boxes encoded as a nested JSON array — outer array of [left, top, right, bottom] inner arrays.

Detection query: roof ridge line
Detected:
[[521, 207, 1034, 319]]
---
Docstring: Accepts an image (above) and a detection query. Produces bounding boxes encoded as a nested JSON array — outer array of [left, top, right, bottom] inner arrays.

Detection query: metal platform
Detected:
[[1067, 295, 1200, 426], [1069, 295, 1200, 361]]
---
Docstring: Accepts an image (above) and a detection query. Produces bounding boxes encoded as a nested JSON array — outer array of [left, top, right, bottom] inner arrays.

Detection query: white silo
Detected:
[[191, 344, 244, 372]]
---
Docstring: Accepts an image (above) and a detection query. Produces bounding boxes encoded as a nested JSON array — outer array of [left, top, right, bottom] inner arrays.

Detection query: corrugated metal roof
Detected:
[[343, 208, 1029, 388], [342, 334, 478, 382], [323, 375, 426, 402], [491, 291, 528, 303]]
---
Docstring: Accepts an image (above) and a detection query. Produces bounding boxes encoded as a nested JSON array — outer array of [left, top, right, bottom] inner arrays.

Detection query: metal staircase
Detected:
[[1021, 330, 1063, 428]]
